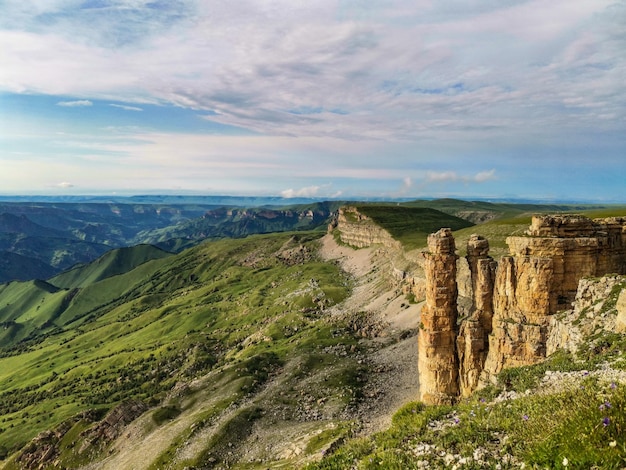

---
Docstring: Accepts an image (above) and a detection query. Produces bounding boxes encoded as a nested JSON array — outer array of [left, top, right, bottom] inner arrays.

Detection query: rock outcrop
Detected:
[[417, 228, 459, 405], [484, 215, 626, 379], [548, 275, 626, 354], [418, 215, 626, 401], [331, 206, 402, 250], [79, 400, 148, 454]]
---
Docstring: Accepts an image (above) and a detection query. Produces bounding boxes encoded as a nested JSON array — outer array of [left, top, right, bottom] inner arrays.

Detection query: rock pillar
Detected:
[[418, 228, 459, 405], [457, 235, 496, 397]]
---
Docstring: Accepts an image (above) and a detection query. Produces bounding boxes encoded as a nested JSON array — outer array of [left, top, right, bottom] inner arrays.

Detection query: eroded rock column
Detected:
[[418, 228, 459, 405], [457, 235, 496, 397]]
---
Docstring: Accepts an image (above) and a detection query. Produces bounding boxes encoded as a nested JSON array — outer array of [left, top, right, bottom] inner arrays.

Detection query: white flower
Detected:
[[609, 440, 617, 448], [563, 457, 569, 466]]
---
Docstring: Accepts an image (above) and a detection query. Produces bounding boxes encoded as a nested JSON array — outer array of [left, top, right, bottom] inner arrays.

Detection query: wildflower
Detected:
[[453, 417, 460, 424], [609, 440, 617, 448], [604, 401, 612, 409], [603, 417, 610, 427], [480, 398, 486, 403], [610, 382, 616, 389], [563, 457, 569, 466], [470, 410, 476, 417], [522, 414, 529, 421]]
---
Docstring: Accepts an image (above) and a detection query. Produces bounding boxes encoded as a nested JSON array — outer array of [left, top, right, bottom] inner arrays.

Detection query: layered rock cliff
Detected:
[[330, 206, 402, 250], [418, 214, 626, 401]]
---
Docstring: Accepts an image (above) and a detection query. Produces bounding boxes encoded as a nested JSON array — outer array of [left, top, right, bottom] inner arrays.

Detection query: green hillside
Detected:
[[50, 244, 172, 289], [0, 232, 361, 468], [0, 280, 70, 347]]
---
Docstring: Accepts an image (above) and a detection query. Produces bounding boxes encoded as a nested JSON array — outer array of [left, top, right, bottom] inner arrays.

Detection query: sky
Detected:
[[0, 0, 625, 201]]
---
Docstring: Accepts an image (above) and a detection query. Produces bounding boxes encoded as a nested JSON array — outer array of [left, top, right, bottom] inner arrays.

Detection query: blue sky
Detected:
[[0, 0, 624, 201]]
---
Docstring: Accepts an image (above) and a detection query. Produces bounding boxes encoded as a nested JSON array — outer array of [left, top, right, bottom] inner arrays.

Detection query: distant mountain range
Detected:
[[0, 197, 621, 284], [0, 201, 340, 283]]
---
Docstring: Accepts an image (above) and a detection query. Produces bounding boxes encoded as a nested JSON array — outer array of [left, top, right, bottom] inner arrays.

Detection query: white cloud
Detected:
[[426, 171, 459, 183], [425, 170, 496, 184], [0, 0, 622, 143], [109, 104, 143, 111], [56, 181, 74, 188], [57, 100, 93, 107], [281, 186, 321, 198], [0, 1, 624, 199], [474, 169, 496, 182]]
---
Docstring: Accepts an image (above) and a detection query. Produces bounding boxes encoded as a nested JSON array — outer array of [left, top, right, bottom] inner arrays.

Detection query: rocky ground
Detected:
[[318, 234, 422, 434]]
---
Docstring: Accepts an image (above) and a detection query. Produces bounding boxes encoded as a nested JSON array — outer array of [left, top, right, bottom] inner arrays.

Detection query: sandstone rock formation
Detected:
[[418, 215, 626, 401], [417, 228, 459, 405], [457, 235, 496, 396], [483, 215, 626, 379]]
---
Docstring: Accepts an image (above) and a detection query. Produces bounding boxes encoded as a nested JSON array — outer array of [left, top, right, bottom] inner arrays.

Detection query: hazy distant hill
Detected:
[[0, 251, 57, 282], [0, 201, 340, 282], [135, 202, 343, 249]]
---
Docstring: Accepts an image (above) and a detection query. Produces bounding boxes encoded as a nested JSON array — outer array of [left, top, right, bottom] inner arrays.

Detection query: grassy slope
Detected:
[[50, 244, 172, 289], [0, 245, 175, 352], [0, 232, 363, 468]]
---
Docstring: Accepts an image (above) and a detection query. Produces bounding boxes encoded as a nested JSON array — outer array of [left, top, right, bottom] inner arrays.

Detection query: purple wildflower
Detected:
[[610, 382, 617, 390], [605, 401, 612, 409], [603, 417, 610, 427], [453, 417, 460, 424], [522, 415, 529, 421]]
